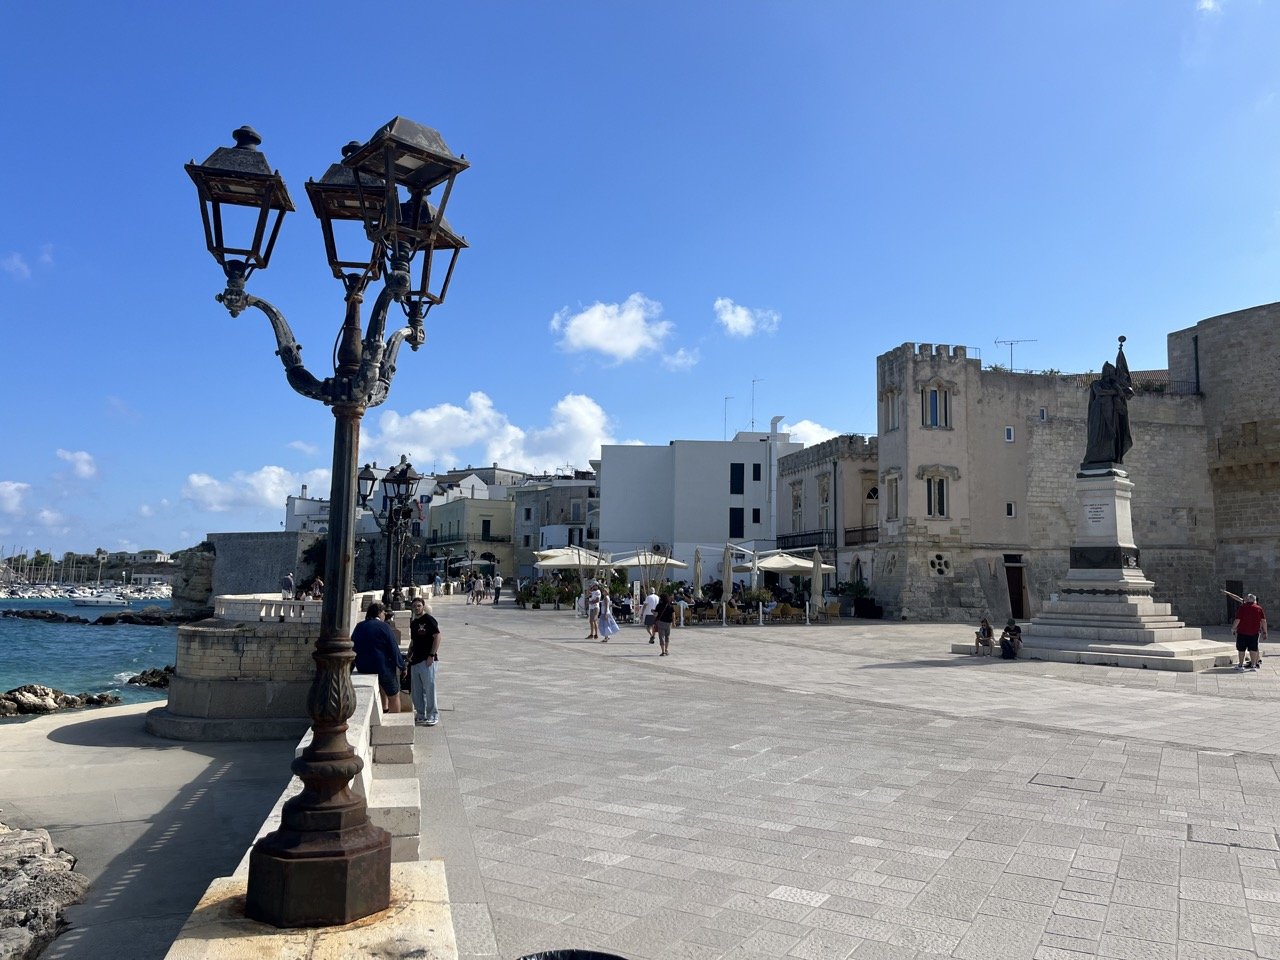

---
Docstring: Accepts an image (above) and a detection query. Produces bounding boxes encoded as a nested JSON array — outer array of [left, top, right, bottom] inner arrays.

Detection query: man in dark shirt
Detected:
[[654, 592, 676, 657], [352, 601, 405, 713], [408, 597, 442, 726]]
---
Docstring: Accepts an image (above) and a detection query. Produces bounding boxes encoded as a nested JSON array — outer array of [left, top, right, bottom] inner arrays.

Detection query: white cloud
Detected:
[[0, 481, 30, 513], [183, 466, 330, 513], [288, 440, 320, 456], [37, 508, 66, 526], [2, 253, 31, 280], [713, 297, 780, 338], [1197, 0, 1220, 11], [38, 244, 53, 266], [138, 504, 154, 517], [366, 391, 615, 475], [550, 293, 673, 362], [662, 347, 700, 372], [783, 419, 840, 447], [56, 448, 97, 479]]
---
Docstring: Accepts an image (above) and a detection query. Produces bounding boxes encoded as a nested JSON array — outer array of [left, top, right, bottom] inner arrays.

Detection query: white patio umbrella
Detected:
[[810, 548, 825, 621], [692, 548, 703, 599], [750, 552, 759, 591], [735, 552, 832, 575], [721, 543, 733, 625]]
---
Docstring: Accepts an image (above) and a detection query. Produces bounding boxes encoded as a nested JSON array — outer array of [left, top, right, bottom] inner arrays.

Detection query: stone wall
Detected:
[[207, 531, 321, 599], [1170, 303, 1280, 616]]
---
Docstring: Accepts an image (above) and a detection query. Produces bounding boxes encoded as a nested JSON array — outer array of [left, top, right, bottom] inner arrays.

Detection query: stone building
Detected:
[[776, 435, 880, 588], [510, 473, 597, 579], [872, 341, 1217, 624]]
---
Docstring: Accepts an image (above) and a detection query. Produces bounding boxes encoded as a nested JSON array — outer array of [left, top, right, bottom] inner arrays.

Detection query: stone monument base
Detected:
[[1021, 582, 1233, 672]]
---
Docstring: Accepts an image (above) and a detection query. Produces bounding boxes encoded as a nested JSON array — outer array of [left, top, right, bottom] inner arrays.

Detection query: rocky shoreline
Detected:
[[1, 607, 202, 627], [0, 686, 122, 719], [0, 821, 88, 959]]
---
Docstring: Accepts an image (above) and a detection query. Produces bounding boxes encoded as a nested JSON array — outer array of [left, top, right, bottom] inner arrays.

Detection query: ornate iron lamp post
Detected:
[[185, 117, 467, 928], [358, 456, 421, 610]]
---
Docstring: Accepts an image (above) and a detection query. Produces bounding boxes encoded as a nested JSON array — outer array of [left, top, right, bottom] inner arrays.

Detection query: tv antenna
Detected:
[[750, 377, 764, 430], [994, 337, 1037, 369], [723, 396, 734, 440]]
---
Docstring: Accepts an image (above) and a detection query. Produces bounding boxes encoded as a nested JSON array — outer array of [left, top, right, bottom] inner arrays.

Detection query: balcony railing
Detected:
[[418, 533, 512, 546], [844, 525, 879, 545], [777, 530, 836, 550]]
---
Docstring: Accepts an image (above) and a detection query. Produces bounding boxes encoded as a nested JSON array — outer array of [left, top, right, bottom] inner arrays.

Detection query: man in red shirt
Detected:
[[1232, 594, 1268, 671]]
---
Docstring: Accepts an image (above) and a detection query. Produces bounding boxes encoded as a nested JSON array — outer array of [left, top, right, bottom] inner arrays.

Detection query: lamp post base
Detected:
[[245, 817, 391, 927]]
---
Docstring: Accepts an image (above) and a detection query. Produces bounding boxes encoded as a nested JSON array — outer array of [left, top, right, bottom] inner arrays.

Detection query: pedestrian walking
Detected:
[[586, 582, 601, 640], [654, 591, 676, 656], [408, 597, 442, 726], [280, 571, 294, 601], [640, 587, 659, 643], [1233, 593, 1268, 671], [492, 572, 503, 604]]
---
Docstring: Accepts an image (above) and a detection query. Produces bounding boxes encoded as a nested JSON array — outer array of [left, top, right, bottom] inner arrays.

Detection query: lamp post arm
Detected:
[[239, 294, 329, 403], [366, 325, 415, 409], [353, 285, 398, 405]]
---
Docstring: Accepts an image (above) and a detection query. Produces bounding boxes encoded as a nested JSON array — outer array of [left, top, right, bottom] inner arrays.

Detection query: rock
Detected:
[[0, 821, 87, 960], [126, 666, 174, 689], [0, 685, 121, 716], [1, 610, 89, 625]]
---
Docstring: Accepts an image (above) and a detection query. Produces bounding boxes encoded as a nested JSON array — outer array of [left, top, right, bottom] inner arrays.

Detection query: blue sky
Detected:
[[2, 0, 1278, 558]]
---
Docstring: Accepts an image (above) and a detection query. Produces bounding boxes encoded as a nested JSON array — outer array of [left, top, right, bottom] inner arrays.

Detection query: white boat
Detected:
[[70, 593, 131, 607]]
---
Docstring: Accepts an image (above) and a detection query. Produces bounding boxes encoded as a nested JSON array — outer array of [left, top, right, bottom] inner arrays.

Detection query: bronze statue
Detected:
[[1082, 337, 1134, 468]]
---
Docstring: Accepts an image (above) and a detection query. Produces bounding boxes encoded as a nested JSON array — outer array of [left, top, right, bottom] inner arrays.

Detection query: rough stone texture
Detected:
[[0, 823, 88, 960], [1170, 303, 1280, 620], [0, 685, 121, 717], [169, 541, 216, 617]]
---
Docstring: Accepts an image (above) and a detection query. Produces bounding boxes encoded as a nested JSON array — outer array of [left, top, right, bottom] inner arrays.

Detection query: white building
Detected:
[[285, 484, 330, 535], [597, 417, 802, 575]]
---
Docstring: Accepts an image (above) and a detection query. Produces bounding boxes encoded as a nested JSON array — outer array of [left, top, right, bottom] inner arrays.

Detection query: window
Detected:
[[523, 535, 531, 547], [885, 477, 899, 521], [1005, 502, 1016, 518], [1039, 407, 1047, 421], [730, 462, 745, 494], [926, 477, 948, 518], [571, 501, 581, 522], [1004, 426, 1015, 442], [791, 481, 803, 532], [818, 474, 831, 531], [482, 519, 492, 539], [884, 389, 900, 431], [921, 385, 950, 428], [411, 522, 421, 537], [523, 507, 532, 521], [752, 507, 761, 524], [753, 463, 762, 482], [729, 507, 745, 539]]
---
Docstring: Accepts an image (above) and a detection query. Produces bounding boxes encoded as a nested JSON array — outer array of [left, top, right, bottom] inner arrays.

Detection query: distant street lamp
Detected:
[[185, 118, 467, 928], [358, 456, 422, 610]]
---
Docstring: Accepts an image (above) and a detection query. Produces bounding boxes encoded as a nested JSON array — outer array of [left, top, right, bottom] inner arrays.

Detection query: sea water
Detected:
[[0, 598, 175, 706]]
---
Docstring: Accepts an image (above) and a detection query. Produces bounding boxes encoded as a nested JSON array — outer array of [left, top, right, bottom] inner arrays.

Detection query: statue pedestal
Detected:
[[1021, 471, 1232, 672]]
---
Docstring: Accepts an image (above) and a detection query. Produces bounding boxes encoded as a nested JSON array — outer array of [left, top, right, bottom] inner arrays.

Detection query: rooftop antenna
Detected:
[[723, 396, 734, 441], [994, 337, 1038, 370], [751, 377, 764, 430]]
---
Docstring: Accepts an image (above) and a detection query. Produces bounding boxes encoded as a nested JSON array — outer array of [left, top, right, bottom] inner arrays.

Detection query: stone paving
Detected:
[[416, 595, 1280, 960]]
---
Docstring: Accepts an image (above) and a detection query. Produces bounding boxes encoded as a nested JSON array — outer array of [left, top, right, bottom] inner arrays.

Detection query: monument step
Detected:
[[1025, 625, 1204, 645]]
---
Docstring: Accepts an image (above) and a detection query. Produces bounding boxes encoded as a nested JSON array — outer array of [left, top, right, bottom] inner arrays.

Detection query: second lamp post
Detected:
[[359, 455, 422, 610]]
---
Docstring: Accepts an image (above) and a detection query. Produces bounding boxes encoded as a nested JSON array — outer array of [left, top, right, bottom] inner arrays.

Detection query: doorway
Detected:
[[1004, 554, 1026, 619]]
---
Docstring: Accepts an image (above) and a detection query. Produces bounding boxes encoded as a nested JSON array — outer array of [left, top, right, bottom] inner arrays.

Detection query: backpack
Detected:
[[1000, 637, 1017, 660]]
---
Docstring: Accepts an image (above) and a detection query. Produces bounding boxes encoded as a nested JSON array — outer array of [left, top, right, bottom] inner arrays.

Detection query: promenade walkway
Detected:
[[6, 594, 1280, 959], [428, 596, 1280, 960]]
